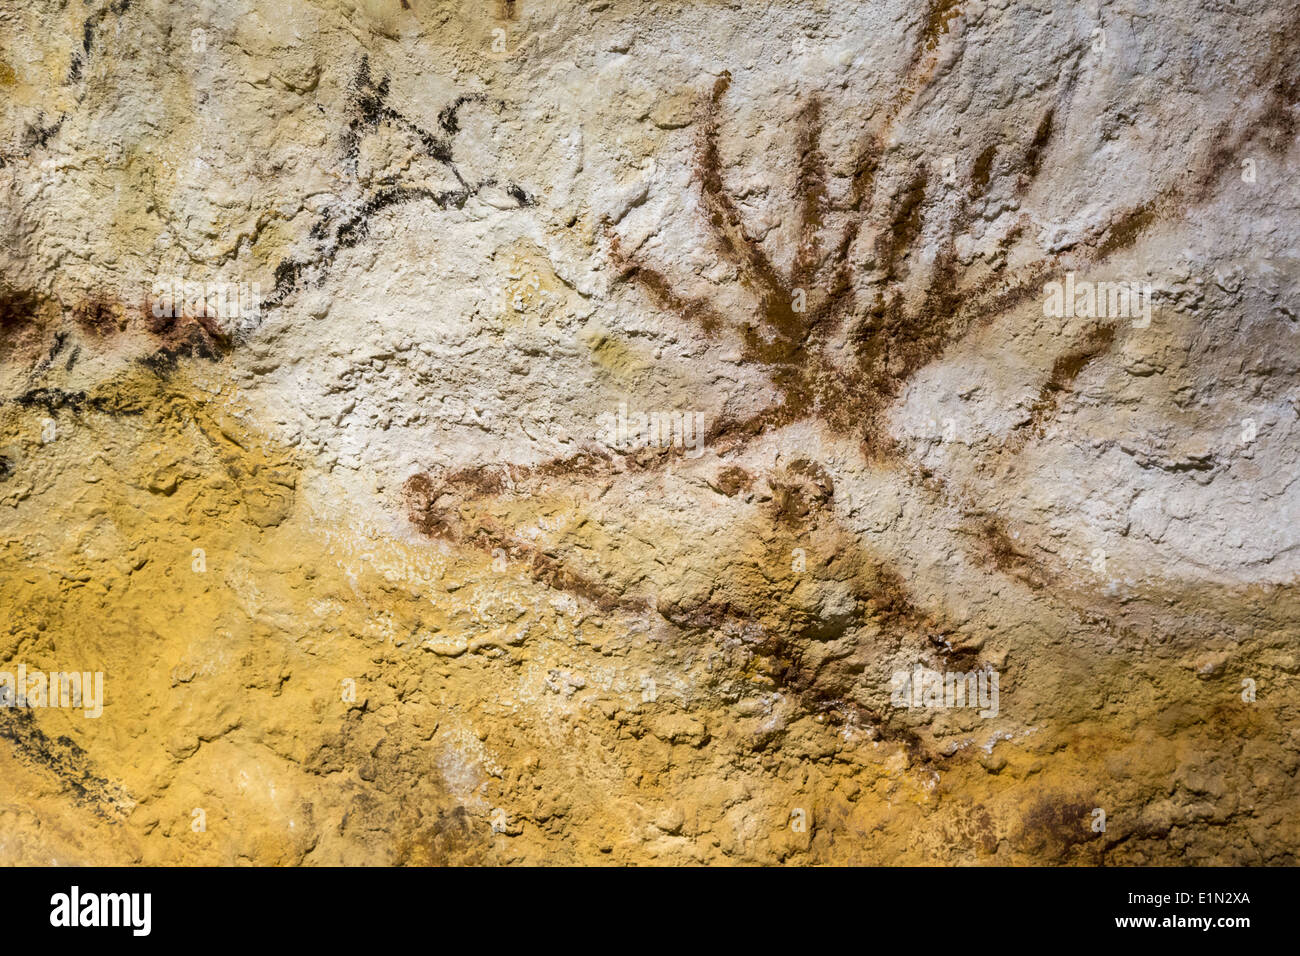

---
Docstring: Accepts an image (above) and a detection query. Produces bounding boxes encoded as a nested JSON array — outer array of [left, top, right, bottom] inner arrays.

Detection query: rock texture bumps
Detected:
[[0, 0, 1298, 864]]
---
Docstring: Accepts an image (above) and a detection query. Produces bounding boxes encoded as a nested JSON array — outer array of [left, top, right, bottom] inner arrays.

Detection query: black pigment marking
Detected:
[[47, 330, 69, 364], [27, 329, 67, 379], [5, 48, 533, 365], [0, 1, 130, 166], [23, 115, 66, 151], [136, 333, 228, 375], [438, 95, 477, 134], [7, 386, 141, 417], [260, 58, 533, 314], [80, 0, 132, 58], [0, 707, 127, 821]]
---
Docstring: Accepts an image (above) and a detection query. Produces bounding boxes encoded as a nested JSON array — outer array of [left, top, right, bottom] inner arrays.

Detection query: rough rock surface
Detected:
[[0, 0, 1297, 864]]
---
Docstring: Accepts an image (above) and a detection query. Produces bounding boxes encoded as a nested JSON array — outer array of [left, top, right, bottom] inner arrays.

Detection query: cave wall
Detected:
[[0, 0, 1297, 864]]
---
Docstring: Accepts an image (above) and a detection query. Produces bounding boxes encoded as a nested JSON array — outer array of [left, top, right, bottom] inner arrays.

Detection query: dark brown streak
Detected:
[[792, 97, 828, 289], [1019, 322, 1116, 442], [606, 228, 728, 336], [695, 72, 788, 310]]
